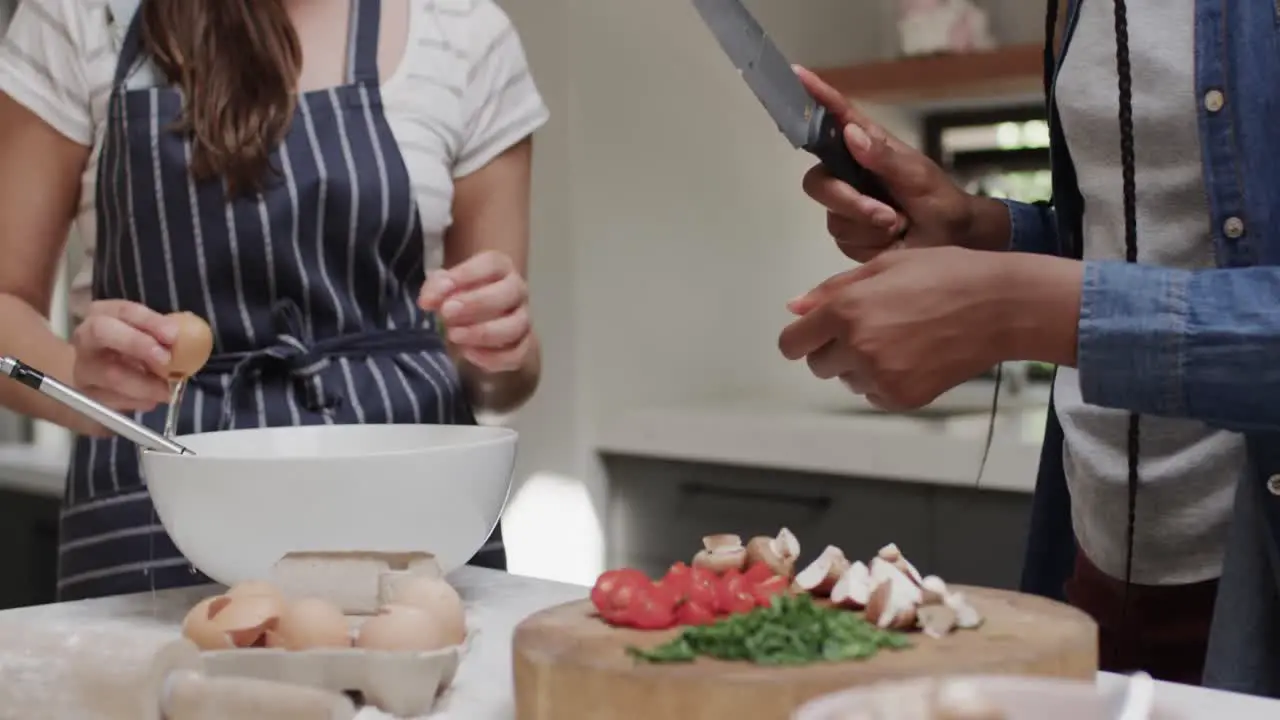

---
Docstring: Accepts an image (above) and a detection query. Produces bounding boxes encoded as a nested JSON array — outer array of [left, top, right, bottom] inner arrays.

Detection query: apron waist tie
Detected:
[[200, 300, 444, 428]]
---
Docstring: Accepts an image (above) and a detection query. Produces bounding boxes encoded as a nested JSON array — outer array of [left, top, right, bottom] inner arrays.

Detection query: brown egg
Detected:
[[182, 595, 234, 651], [355, 605, 453, 653], [211, 593, 284, 647], [383, 576, 466, 646], [166, 311, 213, 379], [266, 598, 352, 651]]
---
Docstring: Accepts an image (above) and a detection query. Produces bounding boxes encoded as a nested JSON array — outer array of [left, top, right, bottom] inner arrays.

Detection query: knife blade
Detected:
[[691, 0, 899, 209]]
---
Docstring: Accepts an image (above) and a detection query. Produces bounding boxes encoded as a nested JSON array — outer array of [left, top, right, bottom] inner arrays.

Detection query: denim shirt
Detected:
[[1008, 0, 1280, 695]]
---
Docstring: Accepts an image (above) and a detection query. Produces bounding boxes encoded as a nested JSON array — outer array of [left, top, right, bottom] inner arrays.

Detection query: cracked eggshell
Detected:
[[182, 595, 235, 651], [793, 545, 850, 596], [214, 592, 284, 647]]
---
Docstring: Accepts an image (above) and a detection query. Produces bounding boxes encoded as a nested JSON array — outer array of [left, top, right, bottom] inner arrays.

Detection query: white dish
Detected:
[[141, 424, 517, 586], [793, 674, 1182, 720]]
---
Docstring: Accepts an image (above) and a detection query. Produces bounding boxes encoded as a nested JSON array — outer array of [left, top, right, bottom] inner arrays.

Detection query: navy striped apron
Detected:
[[58, 0, 505, 602]]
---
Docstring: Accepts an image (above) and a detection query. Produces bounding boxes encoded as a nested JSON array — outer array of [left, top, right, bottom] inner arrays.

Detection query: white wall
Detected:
[[499, 0, 1047, 584]]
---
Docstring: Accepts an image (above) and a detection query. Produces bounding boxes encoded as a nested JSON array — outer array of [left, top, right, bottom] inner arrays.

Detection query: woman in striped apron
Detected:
[[0, 0, 548, 600]]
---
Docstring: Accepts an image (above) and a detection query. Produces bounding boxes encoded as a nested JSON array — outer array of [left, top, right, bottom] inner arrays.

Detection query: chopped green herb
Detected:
[[626, 594, 910, 666]]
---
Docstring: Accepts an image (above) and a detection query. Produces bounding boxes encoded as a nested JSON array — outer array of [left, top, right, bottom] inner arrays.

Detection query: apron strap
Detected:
[[203, 299, 444, 428], [347, 0, 383, 85], [110, 0, 147, 88]]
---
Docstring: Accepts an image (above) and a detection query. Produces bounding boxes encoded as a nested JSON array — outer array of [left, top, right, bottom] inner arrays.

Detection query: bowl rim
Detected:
[[140, 424, 518, 463]]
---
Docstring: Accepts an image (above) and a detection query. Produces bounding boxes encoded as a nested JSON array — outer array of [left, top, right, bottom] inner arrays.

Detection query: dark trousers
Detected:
[[1065, 550, 1218, 685]]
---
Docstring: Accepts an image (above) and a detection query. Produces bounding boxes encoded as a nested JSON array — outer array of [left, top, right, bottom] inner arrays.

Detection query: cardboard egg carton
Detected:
[[269, 550, 445, 615], [198, 551, 467, 718], [200, 635, 470, 718]]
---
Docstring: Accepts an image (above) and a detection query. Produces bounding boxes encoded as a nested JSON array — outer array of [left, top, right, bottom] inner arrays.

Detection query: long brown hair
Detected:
[[140, 0, 303, 196]]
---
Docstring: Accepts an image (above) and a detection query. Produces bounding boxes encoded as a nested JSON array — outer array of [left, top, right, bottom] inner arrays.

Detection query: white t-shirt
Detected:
[[0, 0, 549, 320]]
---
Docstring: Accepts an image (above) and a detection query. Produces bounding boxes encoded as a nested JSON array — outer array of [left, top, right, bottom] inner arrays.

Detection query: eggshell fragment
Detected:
[[383, 577, 466, 646], [356, 604, 453, 653], [182, 595, 235, 651], [213, 593, 284, 647], [267, 598, 352, 650]]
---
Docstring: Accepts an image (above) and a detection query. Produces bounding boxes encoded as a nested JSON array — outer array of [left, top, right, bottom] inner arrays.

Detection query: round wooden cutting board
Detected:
[[512, 586, 1097, 720]]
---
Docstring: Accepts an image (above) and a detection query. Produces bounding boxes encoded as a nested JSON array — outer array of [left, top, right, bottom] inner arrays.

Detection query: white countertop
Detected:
[[0, 567, 1276, 718], [595, 400, 1048, 494]]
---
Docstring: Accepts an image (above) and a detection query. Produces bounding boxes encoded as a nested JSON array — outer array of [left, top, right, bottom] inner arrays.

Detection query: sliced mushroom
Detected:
[[877, 543, 903, 562], [702, 534, 743, 552], [793, 545, 850, 596], [944, 592, 984, 630], [920, 575, 949, 605], [692, 546, 747, 574], [864, 578, 918, 630], [746, 527, 802, 579], [830, 560, 873, 609], [875, 542, 924, 587], [916, 604, 959, 639]]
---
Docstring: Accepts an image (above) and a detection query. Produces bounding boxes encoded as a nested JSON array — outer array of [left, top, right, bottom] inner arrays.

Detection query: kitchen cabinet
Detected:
[[0, 486, 59, 610], [604, 453, 1032, 589]]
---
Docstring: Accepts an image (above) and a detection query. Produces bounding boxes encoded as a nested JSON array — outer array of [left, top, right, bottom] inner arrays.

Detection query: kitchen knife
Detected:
[[691, 0, 900, 210]]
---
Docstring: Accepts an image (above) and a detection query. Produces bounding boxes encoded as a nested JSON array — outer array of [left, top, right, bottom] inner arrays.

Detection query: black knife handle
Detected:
[[807, 111, 900, 211]]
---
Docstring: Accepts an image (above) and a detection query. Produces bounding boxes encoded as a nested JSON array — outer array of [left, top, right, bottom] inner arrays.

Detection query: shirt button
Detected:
[[1269, 475, 1280, 496], [1224, 216, 1246, 239], [1204, 89, 1225, 113]]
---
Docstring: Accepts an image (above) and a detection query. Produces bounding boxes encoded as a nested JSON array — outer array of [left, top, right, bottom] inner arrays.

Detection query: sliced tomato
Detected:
[[742, 562, 776, 585], [591, 568, 650, 625], [716, 571, 757, 615], [654, 562, 693, 604], [752, 575, 791, 607], [675, 600, 717, 627], [685, 566, 719, 610], [623, 586, 678, 630]]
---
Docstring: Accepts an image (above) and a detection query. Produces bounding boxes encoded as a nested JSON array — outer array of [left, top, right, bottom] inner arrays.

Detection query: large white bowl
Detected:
[[140, 424, 517, 586]]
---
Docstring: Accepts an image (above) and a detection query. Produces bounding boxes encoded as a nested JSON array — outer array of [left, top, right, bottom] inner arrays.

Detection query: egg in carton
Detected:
[[180, 552, 472, 717]]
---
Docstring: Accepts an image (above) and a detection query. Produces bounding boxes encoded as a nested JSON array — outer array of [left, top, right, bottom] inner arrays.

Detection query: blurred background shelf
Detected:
[[814, 43, 1044, 108]]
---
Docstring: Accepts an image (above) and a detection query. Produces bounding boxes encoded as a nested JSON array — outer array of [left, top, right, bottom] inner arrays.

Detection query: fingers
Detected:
[[72, 350, 171, 405], [447, 306, 529, 349], [92, 300, 180, 344], [461, 336, 532, 373], [438, 271, 526, 327], [794, 65, 875, 129], [778, 303, 843, 361], [804, 166, 899, 229], [419, 252, 517, 311], [75, 310, 173, 376]]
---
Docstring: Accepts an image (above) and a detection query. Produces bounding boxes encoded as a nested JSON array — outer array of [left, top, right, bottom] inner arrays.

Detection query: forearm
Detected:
[[452, 331, 541, 415], [998, 253, 1083, 367], [0, 293, 94, 434], [1000, 256, 1280, 432], [961, 195, 1015, 252]]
